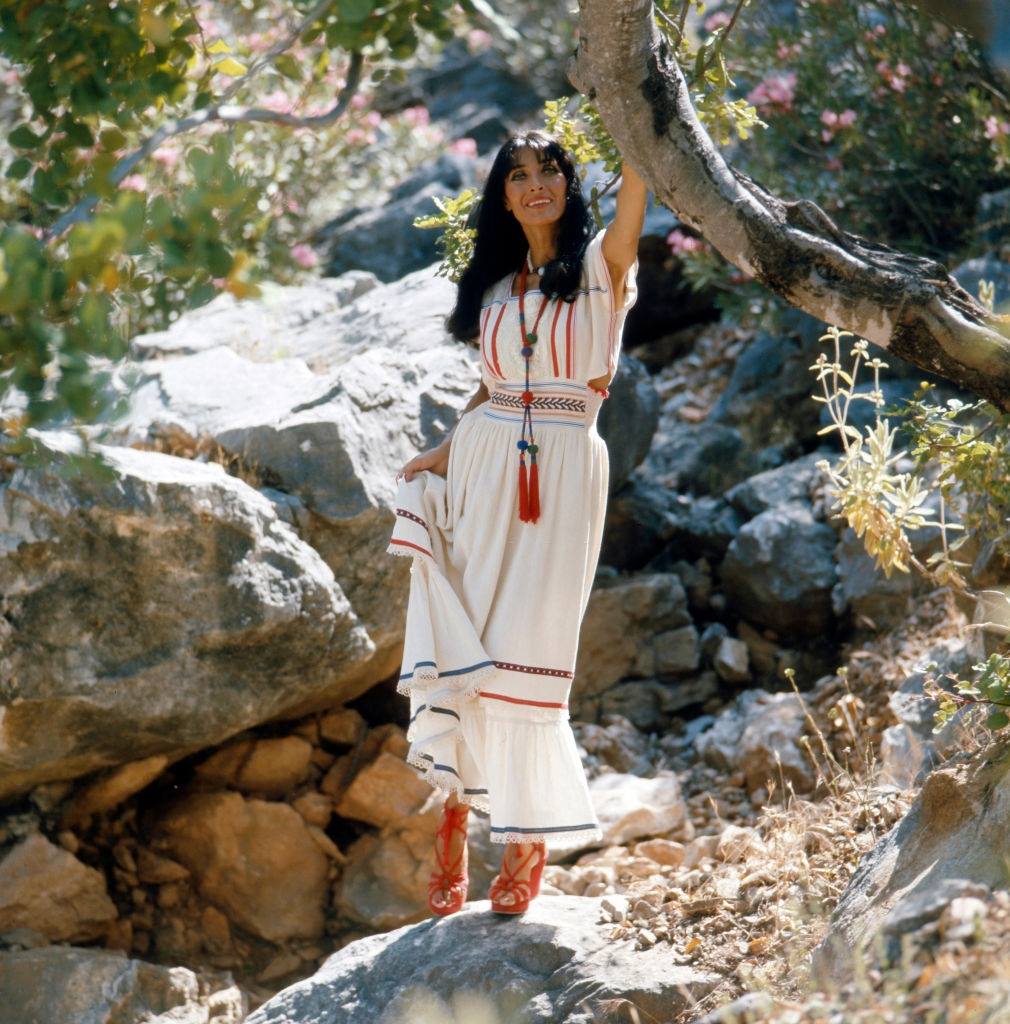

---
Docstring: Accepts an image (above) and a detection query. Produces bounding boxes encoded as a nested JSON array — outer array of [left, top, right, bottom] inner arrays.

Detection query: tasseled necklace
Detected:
[[515, 257, 550, 523]]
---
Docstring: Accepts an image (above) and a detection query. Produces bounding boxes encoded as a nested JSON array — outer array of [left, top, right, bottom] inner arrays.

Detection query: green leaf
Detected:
[[338, 0, 377, 23], [207, 39, 233, 54], [274, 54, 303, 81], [6, 157, 32, 180], [986, 710, 1009, 731], [9, 125, 43, 149]]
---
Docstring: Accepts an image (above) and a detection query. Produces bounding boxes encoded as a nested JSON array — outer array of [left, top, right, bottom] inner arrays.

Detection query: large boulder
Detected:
[[812, 749, 1010, 986], [719, 502, 838, 637], [0, 946, 246, 1024], [0, 431, 373, 799], [596, 354, 660, 495], [245, 896, 721, 1024]]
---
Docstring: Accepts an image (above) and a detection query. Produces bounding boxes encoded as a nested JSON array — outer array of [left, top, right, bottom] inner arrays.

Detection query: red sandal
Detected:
[[489, 841, 547, 915], [428, 800, 470, 917]]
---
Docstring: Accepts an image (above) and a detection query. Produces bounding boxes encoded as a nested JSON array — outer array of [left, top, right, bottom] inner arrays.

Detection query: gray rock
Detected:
[[878, 640, 978, 788], [588, 771, 687, 848], [599, 673, 718, 731], [0, 945, 246, 1024], [246, 897, 719, 1024], [642, 420, 759, 497], [974, 188, 1010, 249], [694, 690, 771, 771], [812, 754, 1010, 986], [952, 253, 1010, 310], [0, 431, 372, 799], [700, 622, 729, 660], [694, 991, 778, 1024], [572, 716, 654, 777], [596, 355, 660, 495], [695, 689, 814, 797], [714, 636, 750, 684], [725, 451, 833, 519], [573, 573, 693, 717], [720, 503, 838, 637]]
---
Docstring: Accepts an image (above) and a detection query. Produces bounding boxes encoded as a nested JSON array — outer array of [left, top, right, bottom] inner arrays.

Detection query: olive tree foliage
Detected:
[[0, 0, 500, 450]]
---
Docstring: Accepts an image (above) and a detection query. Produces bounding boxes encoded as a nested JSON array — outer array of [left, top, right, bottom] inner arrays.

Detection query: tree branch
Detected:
[[570, 0, 1010, 411]]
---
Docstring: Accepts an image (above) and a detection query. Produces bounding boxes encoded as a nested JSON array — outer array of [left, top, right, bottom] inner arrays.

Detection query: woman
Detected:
[[388, 129, 647, 915]]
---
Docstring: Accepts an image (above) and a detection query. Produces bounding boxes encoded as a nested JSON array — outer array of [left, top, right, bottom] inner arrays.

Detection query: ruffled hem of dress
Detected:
[[488, 825, 604, 850], [406, 748, 492, 814], [396, 660, 496, 703]]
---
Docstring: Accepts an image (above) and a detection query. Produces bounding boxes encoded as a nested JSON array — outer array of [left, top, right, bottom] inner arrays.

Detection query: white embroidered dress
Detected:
[[386, 227, 638, 849]]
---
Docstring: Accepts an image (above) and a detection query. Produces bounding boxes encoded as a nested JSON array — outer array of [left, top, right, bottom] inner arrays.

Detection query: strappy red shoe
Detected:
[[428, 800, 470, 917], [488, 841, 547, 915]]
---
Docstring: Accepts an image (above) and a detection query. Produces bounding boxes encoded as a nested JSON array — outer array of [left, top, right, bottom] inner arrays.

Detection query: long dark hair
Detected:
[[446, 130, 594, 343]]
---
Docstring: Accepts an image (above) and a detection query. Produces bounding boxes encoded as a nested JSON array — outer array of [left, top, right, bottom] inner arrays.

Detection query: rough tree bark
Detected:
[[570, 0, 1010, 412]]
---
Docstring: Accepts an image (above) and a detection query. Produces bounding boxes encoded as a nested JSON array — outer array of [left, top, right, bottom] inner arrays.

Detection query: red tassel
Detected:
[[528, 458, 540, 523], [518, 457, 529, 521]]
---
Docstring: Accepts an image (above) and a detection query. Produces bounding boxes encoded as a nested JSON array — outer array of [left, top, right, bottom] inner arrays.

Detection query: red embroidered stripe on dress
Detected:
[[479, 306, 492, 376], [489, 302, 507, 379], [390, 538, 432, 558], [549, 300, 563, 377], [564, 302, 575, 378], [479, 691, 568, 709]]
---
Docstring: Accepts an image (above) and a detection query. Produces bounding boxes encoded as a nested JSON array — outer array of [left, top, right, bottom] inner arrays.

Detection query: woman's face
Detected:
[[502, 146, 567, 228]]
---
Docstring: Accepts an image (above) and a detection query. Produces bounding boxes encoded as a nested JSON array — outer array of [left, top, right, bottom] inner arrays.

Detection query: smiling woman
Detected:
[[388, 129, 647, 918]]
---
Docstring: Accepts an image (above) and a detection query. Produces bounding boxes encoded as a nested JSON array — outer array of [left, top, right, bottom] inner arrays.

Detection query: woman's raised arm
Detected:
[[601, 162, 648, 309]]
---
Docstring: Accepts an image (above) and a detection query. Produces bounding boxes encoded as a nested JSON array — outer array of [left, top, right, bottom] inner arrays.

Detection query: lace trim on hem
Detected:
[[396, 660, 496, 702], [489, 826, 604, 850], [405, 750, 491, 814]]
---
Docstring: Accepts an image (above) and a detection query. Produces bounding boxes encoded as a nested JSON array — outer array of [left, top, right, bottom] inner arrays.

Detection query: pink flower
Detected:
[[364, 110, 382, 128], [837, 109, 857, 127], [448, 137, 477, 157], [152, 145, 180, 169], [345, 127, 374, 146], [466, 28, 492, 52], [402, 104, 430, 128], [666, 228, 707, 256], [2, 68, 18, 86], [291, 243, 318, 269], [212, 276, 228, 289], [821, 110, 839, 127], [284, 197, 301, 213], [877, 60, 909, 93], [776, 40, 802, 60], [896, 62, 911, 77], [746, 71, 797, 113], [984, 116, 1010, 140], [350, 93, 369, 110], [260, 89, 294, 114], [119, 174, 146, 192], [704, 11, 732, 32]]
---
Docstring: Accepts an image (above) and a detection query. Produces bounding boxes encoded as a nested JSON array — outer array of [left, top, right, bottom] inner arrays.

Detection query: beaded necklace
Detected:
[[515, 258, 551, 523]]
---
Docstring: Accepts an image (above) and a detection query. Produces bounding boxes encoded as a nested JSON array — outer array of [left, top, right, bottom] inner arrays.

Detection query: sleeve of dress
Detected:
[[581, 226, 640, 384]]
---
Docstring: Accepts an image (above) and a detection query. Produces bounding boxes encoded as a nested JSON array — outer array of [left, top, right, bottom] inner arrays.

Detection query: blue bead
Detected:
[[516, 439, 528, 451], [521, 346, 533, 357]]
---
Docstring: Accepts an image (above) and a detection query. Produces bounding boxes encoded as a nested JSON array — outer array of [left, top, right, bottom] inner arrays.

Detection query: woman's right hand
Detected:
[[397, 439, 450, 483]]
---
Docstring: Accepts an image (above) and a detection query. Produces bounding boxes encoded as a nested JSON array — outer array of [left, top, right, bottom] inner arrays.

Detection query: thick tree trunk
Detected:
[[571, 0, 1010, 411]]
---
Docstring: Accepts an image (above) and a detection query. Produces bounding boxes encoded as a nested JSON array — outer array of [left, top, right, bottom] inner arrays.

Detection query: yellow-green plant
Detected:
[[811, 318, 1010, 736], [811, 326, 956, 581]]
